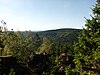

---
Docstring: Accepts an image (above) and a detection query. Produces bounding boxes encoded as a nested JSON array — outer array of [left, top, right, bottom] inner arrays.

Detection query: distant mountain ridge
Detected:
[[35, 28, 82, 36], [29, 28, 82, 45], [37, 28, 81, 32]]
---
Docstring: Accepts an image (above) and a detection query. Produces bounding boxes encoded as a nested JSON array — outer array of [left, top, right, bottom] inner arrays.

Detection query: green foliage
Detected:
[[9, 68, 15, 75], [19, 31, 35, 63], [65, 66, 78, 75], [0, 20, 81, 74], [38, 37, 53, 54], [33, 33, 41, 52], [0, 29, 35, 64], [74, 0, 100, 74]]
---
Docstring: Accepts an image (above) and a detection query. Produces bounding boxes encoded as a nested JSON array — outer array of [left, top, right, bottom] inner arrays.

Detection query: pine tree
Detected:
[[37, 37, 53, 54], [74, 0, 100, 74], [33, 33, 41, 52], [17, 31, 35, 64]]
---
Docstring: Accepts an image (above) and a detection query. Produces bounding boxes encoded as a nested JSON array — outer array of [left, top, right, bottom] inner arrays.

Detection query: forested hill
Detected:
[[29, 28, 81, 37], [38, 28, 81, 36], [31, 28, 82, 44]]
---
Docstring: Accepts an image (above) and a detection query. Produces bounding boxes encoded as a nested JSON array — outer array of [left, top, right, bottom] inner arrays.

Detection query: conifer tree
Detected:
[[74, 0, 100, 74], [37, 37, 53, 54], [33, 33, 41, 52]]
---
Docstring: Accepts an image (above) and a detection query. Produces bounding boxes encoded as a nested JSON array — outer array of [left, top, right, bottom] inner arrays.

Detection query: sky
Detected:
[[0, 0, 96, 31]]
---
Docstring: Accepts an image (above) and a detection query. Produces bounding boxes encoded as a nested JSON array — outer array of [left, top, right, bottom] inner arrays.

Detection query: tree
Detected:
[[0, 28, 35, 64], [16, 31, 35, 64], [37, 37, 53, 54], [0, 28, 4, 55], [33, 33, 41, 52], [74, 0, 100, 74], [0, 20, 7, 55]]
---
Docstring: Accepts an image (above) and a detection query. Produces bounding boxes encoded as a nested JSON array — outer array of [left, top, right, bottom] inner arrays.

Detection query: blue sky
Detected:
[[0, 0, 96, 31]]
